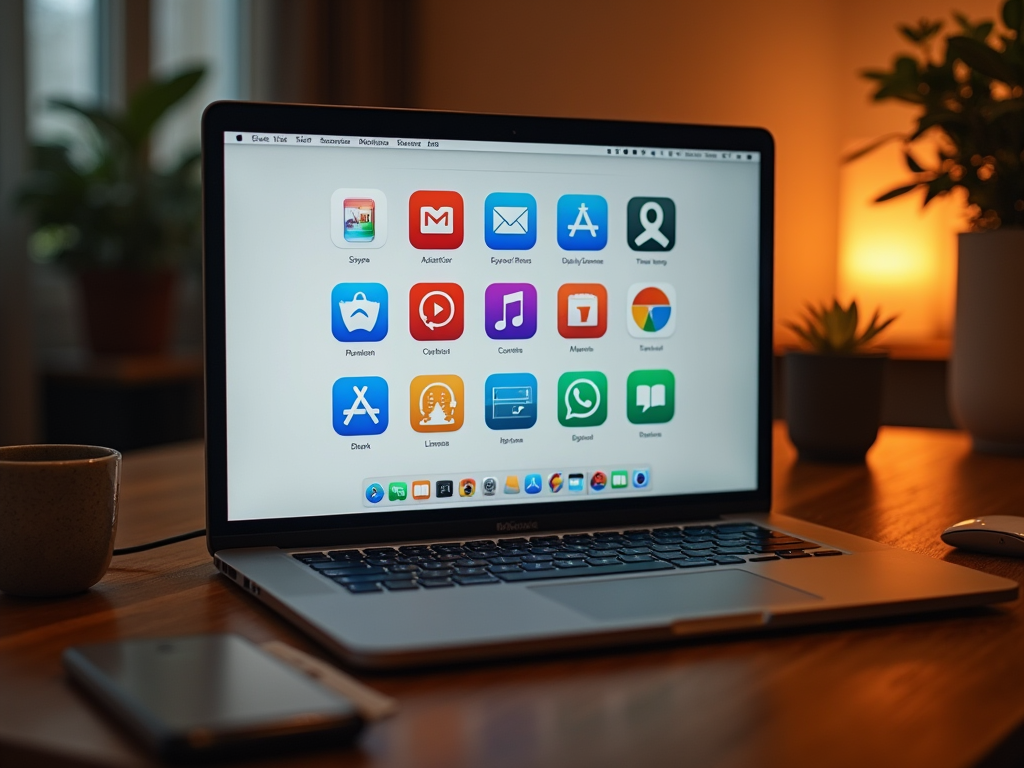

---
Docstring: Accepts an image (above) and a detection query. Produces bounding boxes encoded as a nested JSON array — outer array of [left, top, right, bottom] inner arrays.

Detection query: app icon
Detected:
[[365, 483, 384, 503], [485, 283, 537, 340], [482, 477, 498, 496], [557, 283, 607, 339], [332, 283, 388, 342], [557, 371, 608, 427], [409, 283, 464, 341], [627, 283, 676, 338], [332, 376, 388, 436], [557, 195, 607, 251], [484, 372, 537, 430], [388, 482, 408, 501], [409, 190, 464, 249], [330, 188, 388, 249], [548, 472, 564, 493], [611, 470, 628, 489], [459, 478, 476, 497], [504, 475, 520, 494], [627, 369, 675, 424], [436, 480, 454, 498], [567, 473, 585, 492], [412, 480, 431, 499], [632, 469, 650, 489], [627, 197, 676, 251], [524, 473, 543, 494], [484, 192, 537, 250], [410, 374, 464, 433], [590, 471, 608, 492]]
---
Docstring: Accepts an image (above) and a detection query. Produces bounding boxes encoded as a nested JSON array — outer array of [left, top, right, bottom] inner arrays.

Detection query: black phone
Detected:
[[63, 634, 363, 762]]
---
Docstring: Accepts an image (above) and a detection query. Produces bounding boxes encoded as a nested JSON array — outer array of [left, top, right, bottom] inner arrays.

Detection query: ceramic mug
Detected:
[[0, 444, 120, 597]]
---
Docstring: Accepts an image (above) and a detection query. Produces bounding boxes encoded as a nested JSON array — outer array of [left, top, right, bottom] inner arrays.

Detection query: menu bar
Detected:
[[224, 132, 760, 163]]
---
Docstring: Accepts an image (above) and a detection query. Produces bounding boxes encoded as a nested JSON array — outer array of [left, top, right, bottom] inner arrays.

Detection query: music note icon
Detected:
[[494, 290, 524, 331], [485, 283, 537, 340]]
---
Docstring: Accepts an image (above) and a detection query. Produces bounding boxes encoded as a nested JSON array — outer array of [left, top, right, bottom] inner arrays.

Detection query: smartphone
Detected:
[[63, 634, 363, 762]]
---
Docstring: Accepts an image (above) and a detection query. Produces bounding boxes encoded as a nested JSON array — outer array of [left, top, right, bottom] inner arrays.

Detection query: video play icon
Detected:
[[409, 283, 464, 341]]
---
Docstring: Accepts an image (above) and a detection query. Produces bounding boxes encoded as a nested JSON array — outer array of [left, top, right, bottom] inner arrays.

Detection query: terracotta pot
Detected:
[[78, 270, 177, 357], [950, 231, 1024, 454], [784, 351, 887, 462]]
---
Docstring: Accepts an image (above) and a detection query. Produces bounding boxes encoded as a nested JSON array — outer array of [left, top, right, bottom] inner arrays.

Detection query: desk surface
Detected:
[[3, 423, 1024, 768]]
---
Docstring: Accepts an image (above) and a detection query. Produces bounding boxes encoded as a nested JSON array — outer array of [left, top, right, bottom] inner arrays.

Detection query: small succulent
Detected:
[[786, 299, 898, 354]]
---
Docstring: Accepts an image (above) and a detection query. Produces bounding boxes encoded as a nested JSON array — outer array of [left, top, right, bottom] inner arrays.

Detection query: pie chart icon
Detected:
[[626, 284, 675, 337], [627, 283, 676, 338]]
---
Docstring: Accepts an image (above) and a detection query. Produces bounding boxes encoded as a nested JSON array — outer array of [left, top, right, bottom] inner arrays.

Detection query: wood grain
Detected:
[[2, 423, 1023, 768]]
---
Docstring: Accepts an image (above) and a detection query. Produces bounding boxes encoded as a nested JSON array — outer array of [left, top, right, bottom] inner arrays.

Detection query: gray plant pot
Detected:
[[950, 231, 1024, 454], [784, 351, 887, 462]]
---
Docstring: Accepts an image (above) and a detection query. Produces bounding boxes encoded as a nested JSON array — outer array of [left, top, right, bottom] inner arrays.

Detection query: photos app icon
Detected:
[[330, 188, 388, 249]]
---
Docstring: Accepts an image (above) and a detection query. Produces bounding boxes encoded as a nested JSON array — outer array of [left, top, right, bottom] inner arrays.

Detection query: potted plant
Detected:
[[854, 0, 1024, 453], [784, 300, 897, 462], [18, 68, 205, 357]]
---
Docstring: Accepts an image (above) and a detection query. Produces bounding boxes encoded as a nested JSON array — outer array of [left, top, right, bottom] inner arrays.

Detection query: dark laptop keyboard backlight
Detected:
[[293, 523, 843, 594]]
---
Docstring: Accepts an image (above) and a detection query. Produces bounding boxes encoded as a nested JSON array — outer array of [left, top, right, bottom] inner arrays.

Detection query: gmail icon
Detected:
[[485, 192, 537, 250], [409, 190, 464, 249]]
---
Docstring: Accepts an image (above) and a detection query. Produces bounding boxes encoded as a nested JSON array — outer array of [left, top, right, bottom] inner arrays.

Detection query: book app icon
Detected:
[[627, 369, 675, 424]]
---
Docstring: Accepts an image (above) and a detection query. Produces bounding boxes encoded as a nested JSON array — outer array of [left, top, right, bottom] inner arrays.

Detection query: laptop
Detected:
[[201, 102, 1017, 669]]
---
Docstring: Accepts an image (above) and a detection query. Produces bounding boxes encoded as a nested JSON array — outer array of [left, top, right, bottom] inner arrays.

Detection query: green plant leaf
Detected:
[[842, 132, 906, 163], [905, 152, 926, 172], [876, 183, 921, 202], [1004, 0, 1024, 34], [122, 67, 205, 148], [947, 35, 1020, 83]]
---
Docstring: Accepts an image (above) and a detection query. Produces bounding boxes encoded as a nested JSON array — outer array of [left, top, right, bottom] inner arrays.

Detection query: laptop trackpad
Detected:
[[530, 569, 820, 622]]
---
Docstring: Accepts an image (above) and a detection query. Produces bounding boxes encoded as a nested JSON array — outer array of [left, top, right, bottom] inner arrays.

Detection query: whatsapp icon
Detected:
[[557, 371, 607, 427]]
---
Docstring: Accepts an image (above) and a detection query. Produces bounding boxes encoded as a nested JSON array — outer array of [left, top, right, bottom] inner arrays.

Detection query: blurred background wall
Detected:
[[0, 0, 998, 446]]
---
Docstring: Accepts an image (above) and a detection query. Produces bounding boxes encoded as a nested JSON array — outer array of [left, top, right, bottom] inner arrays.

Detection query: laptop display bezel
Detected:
[[202, 102, 774, 554]]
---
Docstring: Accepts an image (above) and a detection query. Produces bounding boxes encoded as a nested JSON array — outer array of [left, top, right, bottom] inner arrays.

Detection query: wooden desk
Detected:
[[3, 423, 1024, 768]]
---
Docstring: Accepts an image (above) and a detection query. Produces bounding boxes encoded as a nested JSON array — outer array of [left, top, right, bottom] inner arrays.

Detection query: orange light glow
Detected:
[[838, 142, 962, 343]]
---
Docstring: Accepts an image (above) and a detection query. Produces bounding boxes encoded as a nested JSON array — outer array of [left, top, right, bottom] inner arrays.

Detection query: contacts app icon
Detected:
[[485, 192, 536, 250]]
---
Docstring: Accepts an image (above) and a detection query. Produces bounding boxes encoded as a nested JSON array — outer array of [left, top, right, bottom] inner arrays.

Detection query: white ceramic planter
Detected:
[[949, 231, 1024, 453]]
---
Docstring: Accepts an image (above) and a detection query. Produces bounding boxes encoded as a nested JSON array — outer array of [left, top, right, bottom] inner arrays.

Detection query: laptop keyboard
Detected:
[[292, 522, 843, 594]]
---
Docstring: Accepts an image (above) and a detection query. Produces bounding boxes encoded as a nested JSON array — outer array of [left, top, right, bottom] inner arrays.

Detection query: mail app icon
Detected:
[[493, 207, 529, 235], [409, 190, 464, 249], [485, 192, 537, 250], [421, 206, 453, 234]]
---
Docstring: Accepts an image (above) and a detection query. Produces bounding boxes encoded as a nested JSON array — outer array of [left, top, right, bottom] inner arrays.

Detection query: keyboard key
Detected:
[[586, 557, 621, 566], [522, 554, 553, 562], [714, 547, 752, 555], [619, 547, 651, 555], [420, 561, 451, 570], [554, 559, 589, 568], [498, 560, 673, 582], [813, 550, 843, 556], [619, 554, 655, 563], [310, 560, 363, 571], [711, 555, 746, 564], [294, 552, 330, 562], [456, 559, 489, 568], [671, 558, 716, 568], [554, 551, 585, 560], [383, 580, 419, 590], [529, 547, 558, 555], [388, 564, 419, 573], [778, 551, 812, 559], [521, 561, 556, 571], [455, 567, 489, 576], [488, 564, 523, 574], [419, 578, 454, 588], [335, 572, 390, 584], [364, 547, 397, 555], [749, 555, 780, 562], [487, 556, 522, 565], [344, 582, 382, 593], [320, 566, 383, 578], [453, 574, 499, 585]]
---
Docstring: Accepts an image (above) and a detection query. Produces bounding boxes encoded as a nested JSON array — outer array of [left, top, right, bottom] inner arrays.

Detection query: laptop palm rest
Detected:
[[530, 570, 821, 623]]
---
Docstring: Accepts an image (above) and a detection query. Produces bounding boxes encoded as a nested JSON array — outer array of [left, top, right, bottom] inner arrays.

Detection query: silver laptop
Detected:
[[201, 102, 1016, 669]]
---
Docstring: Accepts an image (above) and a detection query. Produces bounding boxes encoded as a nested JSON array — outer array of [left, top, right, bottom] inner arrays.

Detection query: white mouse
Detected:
[[941, 516, 1024, 557]]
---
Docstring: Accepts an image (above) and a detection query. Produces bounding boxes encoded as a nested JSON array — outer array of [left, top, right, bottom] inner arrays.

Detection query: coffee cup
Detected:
[[0, 444, 120, 597]]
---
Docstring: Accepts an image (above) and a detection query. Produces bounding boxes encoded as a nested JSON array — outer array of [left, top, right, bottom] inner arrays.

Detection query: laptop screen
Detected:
[[219, 127, 762, 522]]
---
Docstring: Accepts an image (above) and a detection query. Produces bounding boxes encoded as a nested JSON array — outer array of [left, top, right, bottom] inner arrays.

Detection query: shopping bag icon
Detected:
[[339, 291, 380, 332]]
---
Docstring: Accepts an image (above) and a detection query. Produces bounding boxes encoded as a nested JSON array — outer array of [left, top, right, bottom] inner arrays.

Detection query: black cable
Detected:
[[113, 529, 206, 556]]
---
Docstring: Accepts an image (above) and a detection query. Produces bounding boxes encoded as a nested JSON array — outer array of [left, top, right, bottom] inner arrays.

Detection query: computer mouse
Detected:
[[941, 516, 1024, 557]]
